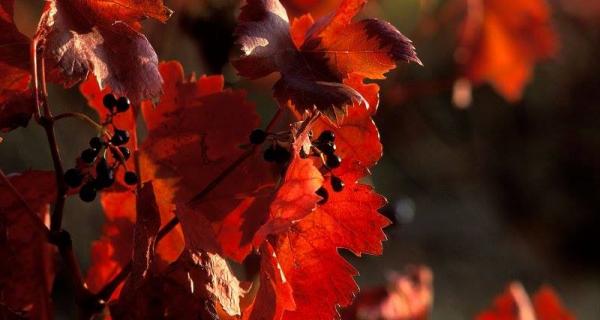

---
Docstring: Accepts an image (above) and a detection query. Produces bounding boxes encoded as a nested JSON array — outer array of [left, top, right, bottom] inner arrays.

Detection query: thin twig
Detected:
[[31, 40, 94, 317], [52, 112, 104, 131]]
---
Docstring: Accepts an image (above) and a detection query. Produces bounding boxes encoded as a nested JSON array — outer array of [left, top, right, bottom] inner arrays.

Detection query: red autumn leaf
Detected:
[[140, 61, 262, 204], [263, 162, 389, 319], [79, 76, 136, 133], [533, 286, 575, 320], [476, 282, 575, 320], [109, 182, 161, 316], [311, 74, 382, 170], [282, 0, 342, 18], [129, 183, 161, 284], [111, 248, 242, 319], [342, 266, 433, 320], [86, 190, 136, 296], [457, 0, 557, 102], [86, 186, 184, 297], [36, 0, 172, 103], [0, 171, 56, 319], [141, 61, 279, 262], [0, 0, 35, 133], [255, 150, 323, 239], [109, 183, 240, 319], [234, 0, 420, 123], [243, 242, 296, 320]]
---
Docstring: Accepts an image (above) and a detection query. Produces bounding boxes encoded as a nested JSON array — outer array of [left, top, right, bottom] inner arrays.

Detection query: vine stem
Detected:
[[94, 107, 285, 302], [52, 112, 104, 131], [31, 38, 94, 317]]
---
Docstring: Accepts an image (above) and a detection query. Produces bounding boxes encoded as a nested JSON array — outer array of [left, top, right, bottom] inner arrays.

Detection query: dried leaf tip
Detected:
[[362, 19, 423, 66]]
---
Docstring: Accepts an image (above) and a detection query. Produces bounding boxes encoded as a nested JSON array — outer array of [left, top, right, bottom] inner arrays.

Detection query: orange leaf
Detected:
[[312, 74, 382, 171], [234, 0, 419, 123], [477, 283, 575, 320], [305, 0, 421, 79], [86, 187, 184, 298], [255, 151, 323, 240], [243, 242, 296, 320], [141, 61, 276, 262], [342, 266, 433, 320], [458, 0, 557, 101], [533, 286, 575, 320], [269, 163, 389, 319]]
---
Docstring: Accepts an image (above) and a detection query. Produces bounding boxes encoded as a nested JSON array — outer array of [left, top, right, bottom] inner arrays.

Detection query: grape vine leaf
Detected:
[[108, 183, 241, 319], [267, 163, 390, 319], [111, 184, 242, 318], [342, 266, 433, 320], [533, 287, 576, 320], [140, 61, 279, 262], [254, 150, 323, 240], [282, 0, 341, 19], [111, 249, 240, 319], [243, 65, 388, 320], [311, 74, 382, 170], [0, 0, 34, 133], [86, 186, 184, 298], [476, 282, 575, 320], [233, 0, 420, 123], [36, 0, 172, 103], [109, 183, 162, 316], [0, 171, 56, 319], [243, 242, 296, 320], [458, 0, 557, 101]]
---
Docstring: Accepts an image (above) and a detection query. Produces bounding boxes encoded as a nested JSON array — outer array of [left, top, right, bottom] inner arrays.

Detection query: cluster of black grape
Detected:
[[64, 94, 139, 202], [249, 129, 292, 164], [310, 130, 344, 204], [248, 128, 344, 205]]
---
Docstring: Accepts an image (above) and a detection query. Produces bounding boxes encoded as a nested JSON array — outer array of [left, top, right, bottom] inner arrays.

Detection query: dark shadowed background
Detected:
[[2, 0, 600, 318]]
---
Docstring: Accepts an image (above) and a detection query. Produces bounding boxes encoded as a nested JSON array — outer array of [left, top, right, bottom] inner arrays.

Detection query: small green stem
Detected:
[[52, 112, 104, 132]]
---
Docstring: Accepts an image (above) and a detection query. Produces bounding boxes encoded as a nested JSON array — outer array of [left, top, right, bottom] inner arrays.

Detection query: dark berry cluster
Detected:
[[248, 129, 292, 164], [64, 94, 139, 202], [249, 127, 345, 205], [311, 131, 345, 204], [103, 93, 131, 114]]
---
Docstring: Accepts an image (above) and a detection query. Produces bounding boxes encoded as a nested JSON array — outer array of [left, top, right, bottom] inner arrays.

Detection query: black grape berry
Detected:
[[95, 158, 115, 189], [116, 97, 130, 113], [111, 129, 130, 146], [89, 137, 103, 150], [274, 146, 291, 164], [81, 148, 99, 164], [64, 168, 83, 188], [264, 145, 290, 163], [249, 129, 267, 145], [95, 170, 115, 189], [79, 183, 97, 202], [118, 146, 131, 161], [103, 94, 117, 110], [325, 154, 342, 169], [316, 187, 329, 205], [331, 176, 344, 192], [264, 147, 277, 162], [318, 130, 335, 143], [319, 141, 336, 155], [124, 171, 139, 185]]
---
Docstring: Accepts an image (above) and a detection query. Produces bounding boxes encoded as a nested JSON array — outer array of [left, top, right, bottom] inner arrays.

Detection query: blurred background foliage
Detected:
[[2, 0, 600, 318]]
